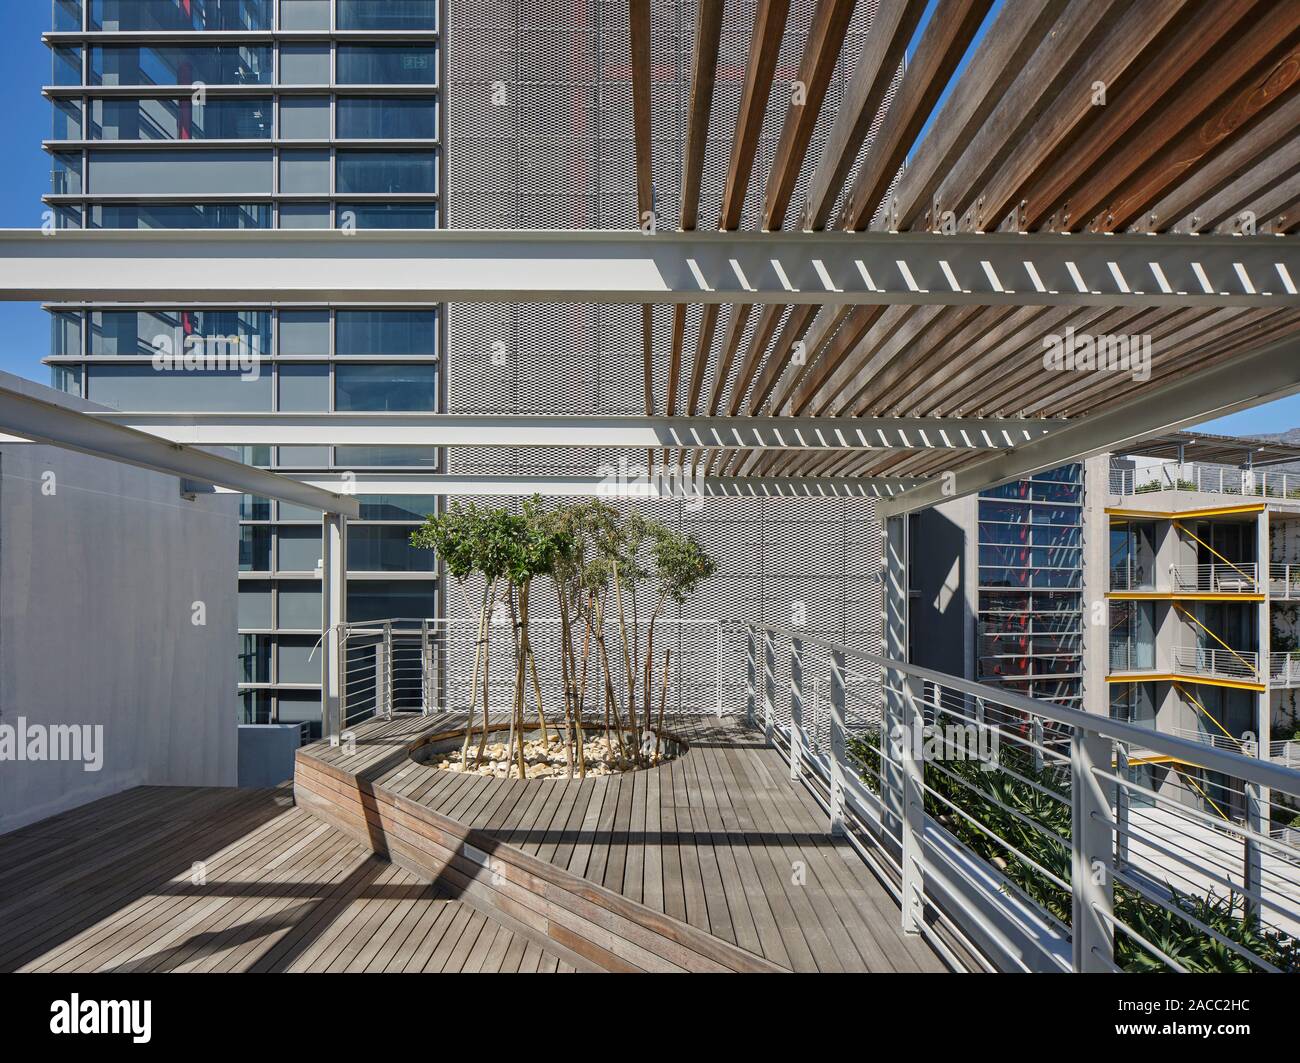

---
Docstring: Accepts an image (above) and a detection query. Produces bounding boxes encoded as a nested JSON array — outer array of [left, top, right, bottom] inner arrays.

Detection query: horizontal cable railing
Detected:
[[1172, 645, 1260, 683], [338, 617, 736, 729], [744, 623, 1300, 974], [1109, 641, 1154, 673], [1171, 563, 1257, 594], [1269, 564, 1300, 599], [1110, 461, 1300, 500]]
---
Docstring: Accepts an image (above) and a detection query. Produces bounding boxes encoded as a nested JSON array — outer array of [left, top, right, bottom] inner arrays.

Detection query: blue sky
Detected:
[[0, 4, 1290, 436]]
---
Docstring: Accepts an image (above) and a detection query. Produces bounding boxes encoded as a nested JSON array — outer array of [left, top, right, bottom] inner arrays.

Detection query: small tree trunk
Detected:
[[655, 648, 672, 760], [475, 579, 497, 764], [612, 567, 639, 747], [461, 580, 491, 769], [507, 586, 527, 779]]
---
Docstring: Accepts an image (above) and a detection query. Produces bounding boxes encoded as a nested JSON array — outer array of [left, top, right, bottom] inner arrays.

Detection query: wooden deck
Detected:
[[295, 713, 948, 973], [0, 785, 573, 973]]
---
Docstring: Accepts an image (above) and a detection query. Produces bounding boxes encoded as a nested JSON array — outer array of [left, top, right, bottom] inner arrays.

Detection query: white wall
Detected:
[[0, 381, 238, 833]]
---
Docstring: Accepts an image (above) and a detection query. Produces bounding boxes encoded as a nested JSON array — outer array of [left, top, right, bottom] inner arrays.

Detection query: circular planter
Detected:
[[411, 721, 687, 780]]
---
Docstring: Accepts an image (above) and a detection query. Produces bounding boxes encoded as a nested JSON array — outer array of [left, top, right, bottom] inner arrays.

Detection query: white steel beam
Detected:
[[287, 471, 923, 498], [91, 412, 1062, 450], [877, 333, 1300, 517], [2, 229, 1296, 307], [0, 385, 360, 517]]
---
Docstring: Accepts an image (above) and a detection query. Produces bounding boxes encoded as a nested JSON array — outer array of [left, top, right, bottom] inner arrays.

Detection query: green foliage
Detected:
[[650, 527, 717, 604], [846, 728, 1300, 973]]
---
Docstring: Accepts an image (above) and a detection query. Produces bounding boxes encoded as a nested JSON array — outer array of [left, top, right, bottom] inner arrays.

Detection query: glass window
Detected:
[[280, 204, 332, 229], [335, 364, 437, 411], [237, 445, 272, 467], [240, 494, 271, 520], [336, 150, 436, 194], [86, 366, 272, 411], [277, 446, 330, 468], [347, 580, 435, 623], [89, 202, 271, 228], [349, 527, 436, 572], [279, 45, 330, 86], [279, 97, 330, 140], [91, 45, 273, 86], [239, 526, 271, 571], [337, 45, 437, 85], [238, 581, 272, 629], [91, 309, 270, 359], [336, 446, 438, 468], [278, 582, 322, 630], [335, 310, 436, 356], [91, 0, 272, 31], [239, 634, 272, 684], [337, 97, 437, 139], [275, 692, 321, 731], [88, 149, 272, 195], [338, 0, 437, 30], [279, 150, 330, 194], [279, 501, 322, 521], [279, 0, 331, 30], [54, 0, 82, 32], [51, 366, 82, 396], [277, 527, 322, 572], [239, 690, 272, 724], [278, 310, 329, 356], [50, 154, 82, 195], [52, 99, 82, 141], [278, 363, 330, 412], [52, 47, 82, 86], [91, 97, 271, 140], [50, 310, 82, 357], [337, 203, 438, 229], [277, 637, 321, 684], [358, 495, 437, 521]]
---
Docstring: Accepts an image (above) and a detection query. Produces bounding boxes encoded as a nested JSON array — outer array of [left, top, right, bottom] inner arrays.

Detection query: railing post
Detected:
[[763, 629, 776, 747], [320, 511, 347, 740], [420, 619, 432, 716], [1114, 742, 1130, 867], [378, 621, 393, 719], [899, 673, 926, 935], [746, 627, 756, 728], [789, 636, 803, 781], [828, 648, 846, 838], [1071, 726, 1114, 972]]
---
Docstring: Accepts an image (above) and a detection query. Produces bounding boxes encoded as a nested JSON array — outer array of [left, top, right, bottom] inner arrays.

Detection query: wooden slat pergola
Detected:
[[624, 0, 1300, 502]]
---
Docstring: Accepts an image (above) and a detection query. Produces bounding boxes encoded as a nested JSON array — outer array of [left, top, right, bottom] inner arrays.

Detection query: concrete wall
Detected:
[[0, 375, 238, 834]]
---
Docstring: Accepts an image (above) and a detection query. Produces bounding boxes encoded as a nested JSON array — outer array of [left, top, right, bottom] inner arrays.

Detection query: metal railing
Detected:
[[1109, 641, 1155, 673], [1108, 562, 1152, 592], [339, 616, 735, 728], [1172, 645, 1260, 683], [1110, 462, 1300, 499], [1269, 651, 1300, 688], [746, 623, 1300, 973], [1269, 564, 1300, 599], [1171, 563, 1258, 594]]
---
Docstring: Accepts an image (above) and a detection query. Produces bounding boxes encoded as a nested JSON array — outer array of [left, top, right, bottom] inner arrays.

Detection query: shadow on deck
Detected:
[[295, 713, 950, 973]]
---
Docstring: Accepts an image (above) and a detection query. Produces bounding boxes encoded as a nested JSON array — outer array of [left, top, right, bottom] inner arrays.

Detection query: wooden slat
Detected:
[[837, 0, 994, 230]]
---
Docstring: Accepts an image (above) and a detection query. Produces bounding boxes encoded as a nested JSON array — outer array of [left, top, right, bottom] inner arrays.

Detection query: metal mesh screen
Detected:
[[442, 0, 890, 708]]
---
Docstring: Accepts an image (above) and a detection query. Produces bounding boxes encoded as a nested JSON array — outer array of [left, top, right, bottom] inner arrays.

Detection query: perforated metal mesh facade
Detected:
[[442, 0, 889, 704]]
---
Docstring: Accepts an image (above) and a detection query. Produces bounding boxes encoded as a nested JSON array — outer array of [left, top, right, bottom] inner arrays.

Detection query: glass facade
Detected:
[[45, 3, 442, 731], [977, 465, 1084, 707]]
